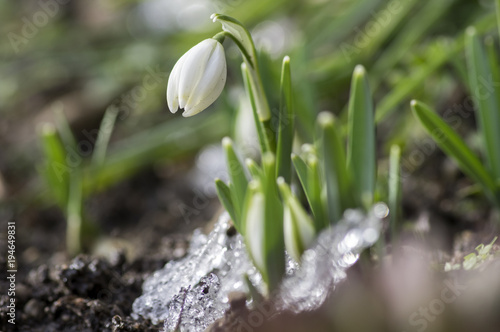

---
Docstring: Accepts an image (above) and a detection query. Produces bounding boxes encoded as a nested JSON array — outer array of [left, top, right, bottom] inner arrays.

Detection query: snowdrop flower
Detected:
[[167, 38, 227, 117]]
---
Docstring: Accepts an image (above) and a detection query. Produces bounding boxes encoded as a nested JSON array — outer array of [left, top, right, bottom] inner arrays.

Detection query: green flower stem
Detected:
[[212, 32, 226, 44], [212, 14, 275, 153]]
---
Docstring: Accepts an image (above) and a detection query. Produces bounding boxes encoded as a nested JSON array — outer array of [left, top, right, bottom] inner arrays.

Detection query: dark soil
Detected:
[[0, 167, 219, 332]]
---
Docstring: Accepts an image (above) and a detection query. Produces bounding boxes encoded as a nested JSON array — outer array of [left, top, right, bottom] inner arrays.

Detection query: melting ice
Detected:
[[132, 204, 386, 331]]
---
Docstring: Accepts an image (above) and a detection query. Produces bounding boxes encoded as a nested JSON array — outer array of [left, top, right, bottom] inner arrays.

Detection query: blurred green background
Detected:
[[1, 0, 498, 229]]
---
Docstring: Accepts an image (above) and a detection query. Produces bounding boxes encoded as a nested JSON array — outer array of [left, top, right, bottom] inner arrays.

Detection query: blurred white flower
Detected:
[[167, 38, 226, 117]]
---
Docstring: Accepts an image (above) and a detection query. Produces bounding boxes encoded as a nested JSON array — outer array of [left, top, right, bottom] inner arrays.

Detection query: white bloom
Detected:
[[167, 38, 227, 117]]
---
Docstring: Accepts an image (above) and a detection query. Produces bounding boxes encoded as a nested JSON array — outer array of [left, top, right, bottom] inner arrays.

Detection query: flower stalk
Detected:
[[211, 13, 275, 153]]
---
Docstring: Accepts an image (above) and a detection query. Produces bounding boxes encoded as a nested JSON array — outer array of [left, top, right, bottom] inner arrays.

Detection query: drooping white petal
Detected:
[[166, 52, 188, 113], [182, 63, 226, 117], [177, 39, 216, 109], [184, 42, 226, 111]]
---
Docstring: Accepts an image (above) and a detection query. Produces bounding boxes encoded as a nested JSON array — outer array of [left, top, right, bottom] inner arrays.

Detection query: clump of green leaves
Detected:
[[168, 14, 396, 294], [411, 23, 500, 209], [39, 104, 119, 255], [211, 15, 386, 293], [410, 1, 500, 211]]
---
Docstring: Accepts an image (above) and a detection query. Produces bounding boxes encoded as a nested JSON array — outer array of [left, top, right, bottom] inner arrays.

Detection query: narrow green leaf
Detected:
[[466, 27, 500, 179], [306, 155, 327, 231], [278, 177, 315, 263], [389, 145, 402, 243], [39, 123, 69, 208], [411, 100, 497, 197], [91, 105, 119, 169], [245, 158, 263, 180], [317, 112, 354, 222], [276, 56, 294, 183], [222, 137, 248, 222], [347, 65, 376, 206], [215, 179, 239, 233], [53, 103, 77, 150], [292, 153, 309, 193], [485, 37, 500, 113], [67, 167, 83, 256], [496, 0, 500, 38], [241, 63, 271, 154], [372, 0, 455, 77], [243, 180, 267, 284], [261, 153, 285, 291]]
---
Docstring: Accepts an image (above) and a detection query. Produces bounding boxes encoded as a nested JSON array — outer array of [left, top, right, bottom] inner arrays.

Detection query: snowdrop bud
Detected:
[[167, 38, 227, 117]]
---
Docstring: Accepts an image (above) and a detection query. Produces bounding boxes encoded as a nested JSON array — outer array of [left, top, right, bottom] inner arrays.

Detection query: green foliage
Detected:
[[276, 56, 294, 184], [39, 106, 121, 255], [465, 28, 500, 180], [389, 145, 402, 242], [318, 112, 355, 222], [347, 65, 376, 207], [278, 177, 316, 262], [411, 100, 499, 207], [221, 137, 249, 233]]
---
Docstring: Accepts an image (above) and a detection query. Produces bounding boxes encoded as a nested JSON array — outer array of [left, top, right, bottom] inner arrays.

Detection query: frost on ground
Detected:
[[132, 213, 262, 330], [132, 205, 386, 331]]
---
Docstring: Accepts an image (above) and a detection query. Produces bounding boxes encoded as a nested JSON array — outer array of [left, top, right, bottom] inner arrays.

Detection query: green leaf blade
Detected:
[[91, 105, 119, 169], [389, 144, 402, 242], [276, 56, 294, 183], [222, 137, 249, 222], [215, 179, 239, 233], [39, 123, 70, 208], [411, 100, 497, 196], [317, 112, 354, 223], [346, 65, 376, 206], [466, 28, 500, 179]]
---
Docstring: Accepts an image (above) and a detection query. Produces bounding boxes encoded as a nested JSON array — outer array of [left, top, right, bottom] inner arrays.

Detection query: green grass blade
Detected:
[[466, 27, 500, 179], [85, 110, 230, 193], [53, 103, 77, 151], [375, 13, 497, 123], [496, 0, 500, 38], [215, 179, 239, 232], [276, 56, 294, 183], [485, 37, 500, 111], [411, 100, 497, 196], [372, 0, 455, 76], [347, 65, 376, 206], [39, 123, 69, 207], [389, 145, 402, 243], [317, 112, 354, 222], [67, 167, 83, 256], [91, 105, 119, 169], [222, 137, 249, 223]]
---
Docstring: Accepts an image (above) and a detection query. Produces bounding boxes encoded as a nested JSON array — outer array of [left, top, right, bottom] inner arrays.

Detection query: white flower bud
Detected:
[[167, 39, 227, 117]]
